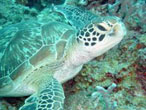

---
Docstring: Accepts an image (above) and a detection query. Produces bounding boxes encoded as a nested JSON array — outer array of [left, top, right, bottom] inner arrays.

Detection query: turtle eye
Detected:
[[96, 24, 107, 31]]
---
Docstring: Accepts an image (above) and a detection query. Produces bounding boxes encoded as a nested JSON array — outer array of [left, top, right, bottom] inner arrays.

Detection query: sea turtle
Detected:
[[0, 5, 126, 110]]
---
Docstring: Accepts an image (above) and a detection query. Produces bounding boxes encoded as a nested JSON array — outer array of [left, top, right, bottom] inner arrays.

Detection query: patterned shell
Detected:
[[0, 20, 75, 84]]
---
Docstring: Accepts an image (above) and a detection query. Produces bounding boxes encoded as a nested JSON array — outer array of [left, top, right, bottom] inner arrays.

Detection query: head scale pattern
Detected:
[[76, 21, 111, 47]]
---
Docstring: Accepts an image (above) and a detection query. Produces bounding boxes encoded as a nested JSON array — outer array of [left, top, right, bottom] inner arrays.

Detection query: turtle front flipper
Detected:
[[19, 78, 65, 110]]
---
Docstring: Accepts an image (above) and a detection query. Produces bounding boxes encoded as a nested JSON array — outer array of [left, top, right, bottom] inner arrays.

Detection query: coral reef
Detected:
[[15, 0, 66, 6], [0, 0, 38, 28]]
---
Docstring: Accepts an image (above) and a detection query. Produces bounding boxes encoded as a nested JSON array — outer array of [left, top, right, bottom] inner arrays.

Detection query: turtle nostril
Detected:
[[109, 31, 115, 36], [108, 25, 117, 36]]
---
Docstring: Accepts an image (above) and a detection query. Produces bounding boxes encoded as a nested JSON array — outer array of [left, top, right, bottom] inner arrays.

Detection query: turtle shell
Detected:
[[0, 20, 75, 90]]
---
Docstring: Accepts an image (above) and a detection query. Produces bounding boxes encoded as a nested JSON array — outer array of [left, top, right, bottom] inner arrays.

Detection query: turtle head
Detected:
[[76, 16, 126, 58]]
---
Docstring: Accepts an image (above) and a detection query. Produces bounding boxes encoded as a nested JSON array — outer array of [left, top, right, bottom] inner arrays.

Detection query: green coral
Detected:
[[137, 33, 146, 45]]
